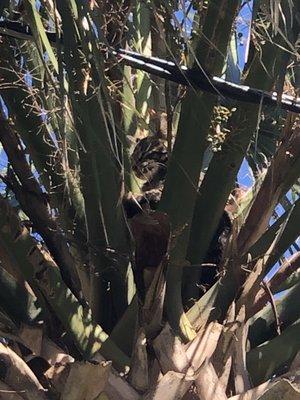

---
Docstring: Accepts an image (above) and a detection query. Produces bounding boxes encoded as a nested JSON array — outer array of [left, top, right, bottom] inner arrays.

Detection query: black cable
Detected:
[[116, 49, 300, 113]]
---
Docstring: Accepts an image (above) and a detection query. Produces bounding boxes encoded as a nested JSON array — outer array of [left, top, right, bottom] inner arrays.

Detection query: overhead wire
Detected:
[[0, 19, 299, 114]]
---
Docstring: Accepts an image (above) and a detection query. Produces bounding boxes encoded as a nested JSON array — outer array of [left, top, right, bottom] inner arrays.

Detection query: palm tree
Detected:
[[0, 0, 299, 399]]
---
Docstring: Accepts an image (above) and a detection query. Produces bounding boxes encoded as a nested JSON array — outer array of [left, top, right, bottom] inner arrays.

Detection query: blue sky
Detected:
[[236, 1, 254, 188]]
